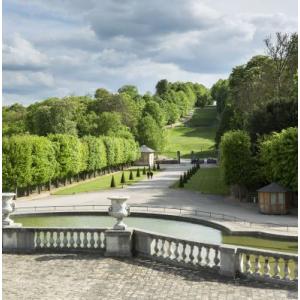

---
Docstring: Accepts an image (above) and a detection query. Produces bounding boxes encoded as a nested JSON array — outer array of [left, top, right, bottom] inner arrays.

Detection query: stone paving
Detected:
[[3, 254, 297, 300]]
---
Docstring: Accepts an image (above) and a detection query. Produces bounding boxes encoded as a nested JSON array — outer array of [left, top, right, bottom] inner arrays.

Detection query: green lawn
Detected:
[[52, 169, 150, 195], [223, 235, 297, 253], [162, 107, 218, 158], [174, 167, 229, 195]]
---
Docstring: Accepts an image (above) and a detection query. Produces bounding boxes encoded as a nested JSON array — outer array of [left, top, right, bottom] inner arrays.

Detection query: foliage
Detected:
[[220, 130, 253, 188], [137, 115, 165, 151], [259, 127, 297, 191], [2, 103, 27, 136], [120, 172, 126, 184], [110, 175, 116, 188], [210, 79, 230, 114], [129, 170, 134, 180], [247, 99, 297, 144]]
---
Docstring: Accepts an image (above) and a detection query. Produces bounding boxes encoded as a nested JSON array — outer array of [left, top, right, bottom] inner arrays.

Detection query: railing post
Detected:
[[219, 246, 237, 278]]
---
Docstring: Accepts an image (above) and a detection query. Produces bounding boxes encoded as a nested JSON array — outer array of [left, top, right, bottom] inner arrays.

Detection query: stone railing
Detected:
[[236, 247, 298, 284], [3, 227, 106, 254], [3, 227, 297, 286], [134, 230, 220, 270]]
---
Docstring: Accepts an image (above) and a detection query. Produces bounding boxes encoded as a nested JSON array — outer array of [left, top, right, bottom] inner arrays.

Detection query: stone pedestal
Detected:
[[105, 230, 132, 257], [2, 193, 22, 228], [219, 245, 237, 278]]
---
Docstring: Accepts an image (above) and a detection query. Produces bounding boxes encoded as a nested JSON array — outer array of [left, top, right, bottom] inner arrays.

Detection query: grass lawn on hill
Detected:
[[173, 167, 229, 196], [162, 106, 218, 158], [52, 168, 153, 195]]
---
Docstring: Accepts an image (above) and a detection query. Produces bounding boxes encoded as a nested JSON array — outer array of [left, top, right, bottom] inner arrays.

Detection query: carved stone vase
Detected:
[[2, 193, 21, 227], [108, 196, 130, 230]]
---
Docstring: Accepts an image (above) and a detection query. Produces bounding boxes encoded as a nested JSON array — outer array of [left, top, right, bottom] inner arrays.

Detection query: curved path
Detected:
[[16, 162, 297, 234]]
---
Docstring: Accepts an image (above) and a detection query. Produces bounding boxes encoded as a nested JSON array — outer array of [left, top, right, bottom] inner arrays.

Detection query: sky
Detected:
[[3, 0, 298, 106]]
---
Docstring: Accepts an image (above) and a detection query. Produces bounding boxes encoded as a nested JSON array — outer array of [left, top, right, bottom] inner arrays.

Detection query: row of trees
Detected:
[[215, 32, 298, 196], [220, 127, 297, 199], [3, 134, 140, 195], [212, 32, 297, 146], [3, 81, 211, 151]]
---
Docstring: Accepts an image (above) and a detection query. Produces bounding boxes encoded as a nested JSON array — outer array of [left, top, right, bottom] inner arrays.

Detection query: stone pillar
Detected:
[[3, 228, 35, 253], [219, 245, 237, 278], [105, 230, 132, 257]]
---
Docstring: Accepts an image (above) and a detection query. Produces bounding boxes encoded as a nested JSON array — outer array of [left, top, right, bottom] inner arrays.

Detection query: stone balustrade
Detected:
[[2, 227, 297, 286], [236, 247, 298, 284], [134, 230, 220, 270]]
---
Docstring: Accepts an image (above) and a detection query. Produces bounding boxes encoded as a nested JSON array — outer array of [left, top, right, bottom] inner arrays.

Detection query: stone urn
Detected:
[[108, 196, 130, 230], [2, 193, 21, 227]]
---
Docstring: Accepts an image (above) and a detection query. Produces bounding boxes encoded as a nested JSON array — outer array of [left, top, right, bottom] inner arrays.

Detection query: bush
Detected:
[[143, 167, 146, 175], [179, 175, 184, 188], [129, 170, 134, 180], [110, 175, 116, 188], [120, 172, 126, 184], [137, 168, 141, 177]]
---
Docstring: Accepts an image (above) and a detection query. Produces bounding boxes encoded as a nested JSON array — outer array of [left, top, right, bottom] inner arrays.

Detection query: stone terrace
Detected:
[[3, 254, 297, 300]]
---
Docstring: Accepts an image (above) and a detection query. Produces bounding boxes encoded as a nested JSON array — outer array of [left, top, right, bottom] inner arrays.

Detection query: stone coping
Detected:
[[11, 209, 298, 241]]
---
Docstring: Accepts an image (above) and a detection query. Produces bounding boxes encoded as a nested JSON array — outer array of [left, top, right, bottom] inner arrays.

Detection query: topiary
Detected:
[[183, 172, 187, 183], [157, 163, 160, 170], [137, 168, 141, 177], [153, 164, 157, 171], [179, 175, 184, 188], [110, 175, 116, 188], [120, 172, 126, 184], [142, 166, 146, 175], [129, 170, 134, 180]]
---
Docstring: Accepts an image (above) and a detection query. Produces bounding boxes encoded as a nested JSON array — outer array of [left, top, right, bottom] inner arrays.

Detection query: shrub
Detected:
[[137, 168, 141, 177], [129, 170, 134, 180], [120, 172, 126, 184], [110, 175, 116, 188]]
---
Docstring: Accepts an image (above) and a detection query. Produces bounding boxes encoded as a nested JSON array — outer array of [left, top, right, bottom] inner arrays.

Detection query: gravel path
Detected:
[[3, 254, 297, 300]]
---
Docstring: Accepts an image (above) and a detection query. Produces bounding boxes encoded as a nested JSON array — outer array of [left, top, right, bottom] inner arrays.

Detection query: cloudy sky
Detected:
[[3, 0, 298, 105]]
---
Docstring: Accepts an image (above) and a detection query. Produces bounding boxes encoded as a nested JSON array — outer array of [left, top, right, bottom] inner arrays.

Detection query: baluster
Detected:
[[83, 231, 88, 248], [62, 231, 68, 248], [189, 244, 195, 265], [245, 254, 252, 275], [213, 248, 220, 268], [293, 260, 298, 282], [254, 255, 261, 276], [93, 232, 99, 248], [182, 242, 187, 263], [153, 238, 160, 256], [35, 230, 42, 248], [283, 259, 290, 280], [56, 231, 61, 248], [90, 232, 95, 249], [197, 246, 203, 266], [167, 240, 173, 260], [174, 242, 180, 262], [76, 231, 81, 248], [101, 232, 106, 249], [160, 239, 166, 258], [205, 247, 210, 267], [263, 257, 271, 278], [69, 230, 75, 248], [273, 257, 280, 279], [42, 231, 48, 248], [49, 231, 55, 248]]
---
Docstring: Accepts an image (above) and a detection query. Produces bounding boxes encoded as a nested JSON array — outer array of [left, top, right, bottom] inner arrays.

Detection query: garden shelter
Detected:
[[135, 145, 155, 167], [257, 182, 290, 215]]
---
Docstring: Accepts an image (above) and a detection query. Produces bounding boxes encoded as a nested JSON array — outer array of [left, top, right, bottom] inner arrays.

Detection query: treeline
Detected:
[[3, 80, 211, 151], [3, 134, 140, 196], [211, 32, 298, 197]]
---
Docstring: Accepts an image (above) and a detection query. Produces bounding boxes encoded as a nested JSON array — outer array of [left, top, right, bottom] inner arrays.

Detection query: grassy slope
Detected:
[[175, 167, 229, 195], [163, 106, 217, 158], [53, 169, 149, 195]]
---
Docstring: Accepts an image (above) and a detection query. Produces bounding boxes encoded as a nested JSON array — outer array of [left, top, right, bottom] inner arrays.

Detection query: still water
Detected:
[[13, 215, 222, 244]]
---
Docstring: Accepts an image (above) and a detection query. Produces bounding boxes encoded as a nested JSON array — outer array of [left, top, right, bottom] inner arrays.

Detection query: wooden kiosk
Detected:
[[257, 182, 290, 215]]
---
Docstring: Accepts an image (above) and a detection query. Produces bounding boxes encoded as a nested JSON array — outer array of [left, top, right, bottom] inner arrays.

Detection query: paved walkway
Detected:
[[15, 163, 297, 234], [3, 254, 297, 300]]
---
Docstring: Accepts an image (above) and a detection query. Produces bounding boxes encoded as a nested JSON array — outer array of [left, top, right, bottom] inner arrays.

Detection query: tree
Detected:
[[137, 115, 165, 151], [248, 99, 297, 144], [2, 103, 27, 136], [220, 130, 254, 199], [155, 79, 169, 96], [118, 85, 139, 99], [210, 79, 230, 114], [142, 100, 166, 127], [259, 127, 297, 191], [95, 88, 111, 100], [129, 170, 134, 180], [265, 32, 298, 98]]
